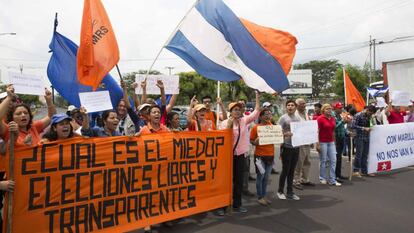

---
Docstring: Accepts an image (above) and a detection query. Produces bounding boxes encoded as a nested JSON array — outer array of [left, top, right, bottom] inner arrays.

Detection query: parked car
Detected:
[[171, 106, 189, 129]]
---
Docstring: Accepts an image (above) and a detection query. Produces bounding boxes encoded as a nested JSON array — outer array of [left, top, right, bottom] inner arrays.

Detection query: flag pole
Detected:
[[6, 133, 16, 233], [116, 64, 123, 82], [145, 0, 200, 77], [343, 66, 347, 105], [216, 81, 221, 127]]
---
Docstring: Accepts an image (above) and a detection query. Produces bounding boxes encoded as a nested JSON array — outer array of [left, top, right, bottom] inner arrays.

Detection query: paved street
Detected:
[[131, 151, 414, 233]]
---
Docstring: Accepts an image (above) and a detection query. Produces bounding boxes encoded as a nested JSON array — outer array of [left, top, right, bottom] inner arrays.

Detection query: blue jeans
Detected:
[[354, 137, 370, 174], [255, 157, 273, 199], [319, 142, 337, 184]]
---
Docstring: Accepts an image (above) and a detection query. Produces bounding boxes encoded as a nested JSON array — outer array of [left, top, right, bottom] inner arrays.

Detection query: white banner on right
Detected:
[[368, 123, 414, 174]]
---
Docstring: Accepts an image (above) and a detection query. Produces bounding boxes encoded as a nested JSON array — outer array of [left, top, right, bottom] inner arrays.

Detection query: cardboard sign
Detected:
[[79, 91, 113, 113], [291, 120, 318, 147], [257, 125, 283, 145], [391, 91, 411, 106], [8, 72, 45, 95], [135, 75, 180, 95], [4, 130, 232, 233]]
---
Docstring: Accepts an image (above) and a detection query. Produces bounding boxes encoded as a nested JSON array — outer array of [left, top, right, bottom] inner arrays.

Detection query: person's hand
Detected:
[[316, 143, 321, 153], [79, 106, 88, 116], [156, 80, 164, 89], [217, 97, 223, 105], [364, 127, 371, 132], [132, 82, 138, 89], [6, 84, 15, 98], [120, 80, 127, 90], [141, 79, 147, 89], [254, 138, 260, 146], [8, 121, 18, 133], [190, 95, 198, 107], [284, 131, 293, 137], [44, 88, 52, 100], [0, 180, 15, 192], [134, 132, 141, 137]]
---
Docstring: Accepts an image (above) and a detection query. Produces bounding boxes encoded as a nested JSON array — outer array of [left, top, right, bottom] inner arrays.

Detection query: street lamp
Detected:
[[165, 66, 174, 75], [0, 32, 17, 36]]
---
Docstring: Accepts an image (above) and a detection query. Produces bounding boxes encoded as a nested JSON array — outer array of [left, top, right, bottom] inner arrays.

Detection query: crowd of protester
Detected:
[[0, 80, 413, 233]]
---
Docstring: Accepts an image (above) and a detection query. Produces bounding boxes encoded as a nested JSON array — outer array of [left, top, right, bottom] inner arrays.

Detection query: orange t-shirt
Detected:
[[250, 122, 275, 156], [2, 120, 44, 148], [188, 119, 214, 131], [140, 123, 169, 135], [204, 111, 217, 129]]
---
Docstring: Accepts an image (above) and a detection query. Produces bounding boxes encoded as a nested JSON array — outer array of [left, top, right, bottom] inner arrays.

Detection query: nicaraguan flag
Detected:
[[367, 86, 389, 97], [166, 0, 297, 93], [47, 15, 123, 107]]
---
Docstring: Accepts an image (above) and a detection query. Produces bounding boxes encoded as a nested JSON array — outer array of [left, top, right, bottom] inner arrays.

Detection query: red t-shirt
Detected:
[[387, 110, 406, 124], [317, 115, 336, 142]]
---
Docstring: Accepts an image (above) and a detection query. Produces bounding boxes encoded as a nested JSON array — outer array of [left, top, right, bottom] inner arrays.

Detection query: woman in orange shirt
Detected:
[[250, 108, 275, 206], [0, 85, 56, 147], [187, 96, 214, 131]]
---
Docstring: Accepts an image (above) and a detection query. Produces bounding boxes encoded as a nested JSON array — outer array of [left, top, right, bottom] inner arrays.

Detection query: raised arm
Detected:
[[166, 94, 178, 113], [40, 88, 56, 129], [245, 91, 261, 124], [217, 97, 227, 120], [131, 82, 140, 109], [0, 85, 15, 136], [140, 79, 147, 104], [156, 80, 166, 106], [187, 96, 198, 127]]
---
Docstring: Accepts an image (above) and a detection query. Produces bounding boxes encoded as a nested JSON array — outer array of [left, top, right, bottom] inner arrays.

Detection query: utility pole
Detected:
[[367, 36, 373, 104], [165, 66, 174, 75]]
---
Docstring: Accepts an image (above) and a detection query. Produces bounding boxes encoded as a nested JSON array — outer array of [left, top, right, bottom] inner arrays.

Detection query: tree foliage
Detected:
[[294, 60, 341, 98]]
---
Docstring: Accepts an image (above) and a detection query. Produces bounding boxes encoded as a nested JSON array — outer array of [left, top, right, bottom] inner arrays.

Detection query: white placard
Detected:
[[391, 91, 411, 106], [79, 91, 113, 113], [135, 75, 179, 95], [368, 123, 414, 174], [291, 120, 318, 147], [257, 125, 283, 145], [376, 97, 387, 108], [8, 72, 45, 95]]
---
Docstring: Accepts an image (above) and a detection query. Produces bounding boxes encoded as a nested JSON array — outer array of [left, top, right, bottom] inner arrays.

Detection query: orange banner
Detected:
[[5, 130, 232, 233], [77, 0, 120, 90]]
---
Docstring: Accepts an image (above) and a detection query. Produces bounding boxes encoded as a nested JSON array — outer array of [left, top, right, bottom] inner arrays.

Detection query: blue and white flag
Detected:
[[166, 0, 297, 93], [367, 86, 389, 98], [47, 16, 123, 108]]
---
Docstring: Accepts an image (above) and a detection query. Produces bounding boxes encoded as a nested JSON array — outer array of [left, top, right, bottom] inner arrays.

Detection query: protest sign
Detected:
[[79, 91, 113, 113], [135, 75, 180, 95], [257, 125, 283, 145], [391, 91, 411, 106], [4, 130, 232, 233], [376, 97, 387, 108], [291, 120, 318, 147], [367, 123, 414, 174], [8, 72, 45, 95]]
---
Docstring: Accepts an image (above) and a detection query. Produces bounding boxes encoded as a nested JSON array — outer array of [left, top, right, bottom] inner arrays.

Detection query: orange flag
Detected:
[[344, 69, 366, 112], [77, 0, 119, 90]]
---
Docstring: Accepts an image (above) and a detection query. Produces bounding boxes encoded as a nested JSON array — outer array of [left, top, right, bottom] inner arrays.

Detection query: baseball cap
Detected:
[[51, 113, 72, 125], [262, 102, 272, 108], [333, 102, 343, 109], [194, 104, 207, 112], [138, 103, 151, 112], [228, 102, 242, 111]]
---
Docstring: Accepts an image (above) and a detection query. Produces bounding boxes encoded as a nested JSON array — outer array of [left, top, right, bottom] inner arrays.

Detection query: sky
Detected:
[[0, 0, 414, 82]]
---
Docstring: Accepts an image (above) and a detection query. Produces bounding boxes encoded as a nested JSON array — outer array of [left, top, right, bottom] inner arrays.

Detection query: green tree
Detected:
[[295, 60, 341, 97]]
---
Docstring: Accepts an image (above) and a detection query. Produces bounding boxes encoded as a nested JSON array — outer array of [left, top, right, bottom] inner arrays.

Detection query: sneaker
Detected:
[[352, 172, 362, 178], [287, 193, 300, 200], [248, 175, 256, 181], [293, 183, 304, 190], [216, 209, 225, 216], [264, 197, 272, 204], [257, 198, 268, 206], [367, 173, 376, 177], [320, 179, 327, 184], [233, 207, 248, 213], [329, 181, 342, 187], [276, 192, 286, 200]]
